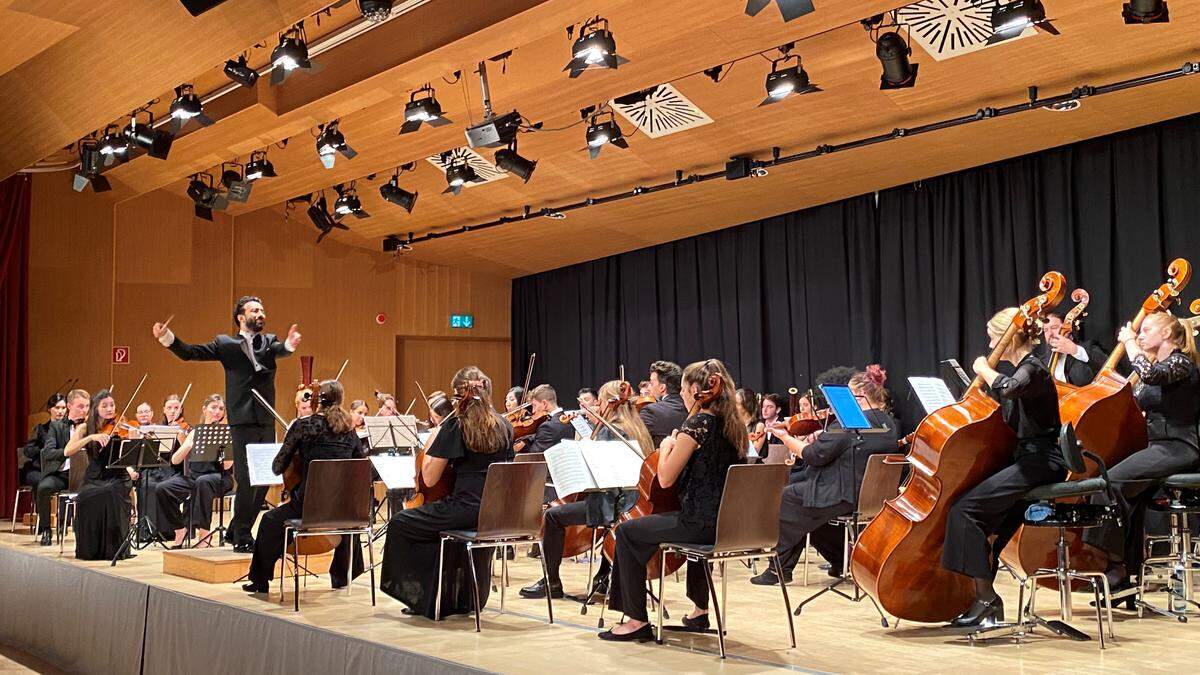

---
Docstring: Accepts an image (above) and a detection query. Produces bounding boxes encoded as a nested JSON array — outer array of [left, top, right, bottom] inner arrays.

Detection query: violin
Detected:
[[632, 394, 656, 411], [512, 410, 549, 440], [780, 387, 830, 437]]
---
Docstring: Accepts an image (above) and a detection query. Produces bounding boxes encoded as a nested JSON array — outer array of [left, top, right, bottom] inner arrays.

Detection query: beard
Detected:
[[246, 315, 266, 332]]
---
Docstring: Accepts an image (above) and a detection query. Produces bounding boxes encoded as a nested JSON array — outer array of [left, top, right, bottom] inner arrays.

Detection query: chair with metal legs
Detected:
[[11, 486, 32, 533], [657, 463, 795, 659], [1137, 473, 1200, 621], [435, 461, 553, 631], [280, 459, 376, 612]]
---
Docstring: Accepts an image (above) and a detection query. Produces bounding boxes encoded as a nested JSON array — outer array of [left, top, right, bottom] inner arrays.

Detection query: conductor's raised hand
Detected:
[[286, 324, 302, 349], [152, 322, 167, 340]]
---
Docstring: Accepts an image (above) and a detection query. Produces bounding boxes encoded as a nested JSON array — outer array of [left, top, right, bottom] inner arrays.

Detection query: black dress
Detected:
[[74, 435, 133, 560], [608, 412, 742, 623], [379, 413, 514, 618]]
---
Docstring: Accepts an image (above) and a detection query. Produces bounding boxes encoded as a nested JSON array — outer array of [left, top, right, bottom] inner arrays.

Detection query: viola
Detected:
[[851, 271, 1066, 622], [632, 394, 656, 411]]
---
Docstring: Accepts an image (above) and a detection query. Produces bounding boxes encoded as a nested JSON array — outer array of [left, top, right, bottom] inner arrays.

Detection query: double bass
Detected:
[[851, 271, 1066, 622], [1048, 289, 1091, 398]]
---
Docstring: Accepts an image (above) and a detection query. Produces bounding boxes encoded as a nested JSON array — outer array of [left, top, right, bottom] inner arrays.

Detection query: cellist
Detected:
[[941, 307, 1065, 627], [1082, 311, 1200, 595]]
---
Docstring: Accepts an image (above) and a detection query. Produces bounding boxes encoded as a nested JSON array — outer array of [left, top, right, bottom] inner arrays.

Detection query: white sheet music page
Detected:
[[569, 414, 593, 439], [246, 443, 284, 486], [579, 441, 643, 490], [908, 376, 958, 415], [370, 454, 416, 490], [544, 441, 597, 497]]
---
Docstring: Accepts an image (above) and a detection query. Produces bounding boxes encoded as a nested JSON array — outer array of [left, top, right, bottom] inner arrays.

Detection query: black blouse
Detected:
[[427, 413, 514, 507], [83, 434, 127, 483], [1132, 351, 1200, 450], [676, 412, 742, 528], [272, 414, 364, 503], [987, 352, 1061, 453]]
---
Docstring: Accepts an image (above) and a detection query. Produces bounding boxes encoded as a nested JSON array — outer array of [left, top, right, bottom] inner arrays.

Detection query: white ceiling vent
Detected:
[[424, 146, 507, 188], [610, 84, 713, 139], [896, 0, 1037, 61]]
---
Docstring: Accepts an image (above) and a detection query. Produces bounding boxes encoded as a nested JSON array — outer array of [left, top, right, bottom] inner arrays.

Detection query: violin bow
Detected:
[[250, 388, 291, 432], [115, 373, 149, 426], [403, 397, 417, 415], [334, 359, 349, 382], [518, 353, 537, 405], [583, 399, 645, 459], [414, 380, 432, 415], [178, 382, 193, 409]]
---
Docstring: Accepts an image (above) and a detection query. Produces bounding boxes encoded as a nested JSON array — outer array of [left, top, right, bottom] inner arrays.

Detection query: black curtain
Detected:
[[513, 112, 1200, 431]]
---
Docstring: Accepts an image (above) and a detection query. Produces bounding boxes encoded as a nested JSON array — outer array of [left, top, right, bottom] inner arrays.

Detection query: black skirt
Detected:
[[74, 478, 132, 560], [379, 499, 493, 619]]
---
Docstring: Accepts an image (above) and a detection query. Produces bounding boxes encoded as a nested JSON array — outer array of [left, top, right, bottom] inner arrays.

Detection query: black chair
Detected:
[[970, 424, 1119, 649], [1137, 473, 1200, 621], [657, 463, 795, 659]]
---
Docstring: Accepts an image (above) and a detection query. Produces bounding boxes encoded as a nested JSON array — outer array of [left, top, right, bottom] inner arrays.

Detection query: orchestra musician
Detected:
[[376, 392, 400, 416], [379, 366, 515, 618], [504, 386, 525, 414], [638, 380, 653, 398], [520, 385, 575, 454], [759, 392, 786, 458], [32, 391, 86, 546], [1083, 312, 1200, 594], [20, 393, 67, 495], [153, 296, 301, 553], [941, 308, 1065, 627], [750, 367, 898, 585], [243, 380, 364, 593], [638, 361, 687, 447], [293, 388, 313, 421], [63, 390, 134, 561], [156, 394, 234, 547], [133, 394, 183, 540], [133, 402, 153, 426], [349, 399, 370, 453], [1038, 311, 1108, 386], [736, 388, 766, 458], [600, 359, 745, 642]]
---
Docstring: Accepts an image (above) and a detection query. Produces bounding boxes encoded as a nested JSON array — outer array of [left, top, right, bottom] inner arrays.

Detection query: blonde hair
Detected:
[[451, 366, 508, 454], [596, 380, 653, 458], [682, 359, 748, 459], [987, 306, 1033, 358], [1145, 312, 1200, 364]]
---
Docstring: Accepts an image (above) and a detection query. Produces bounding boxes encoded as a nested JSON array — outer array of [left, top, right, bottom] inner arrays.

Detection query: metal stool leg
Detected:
[[656, 549, 667, 644], [434, 536, 447, 621], [702, 558, 726, 659], [773, 553, 797, 649], [467, 543, 483, 632], [367, 529, 376, 606]]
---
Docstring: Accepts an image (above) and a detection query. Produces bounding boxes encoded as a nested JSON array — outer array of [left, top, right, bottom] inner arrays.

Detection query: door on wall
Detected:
[[395, 337, 511, 414]]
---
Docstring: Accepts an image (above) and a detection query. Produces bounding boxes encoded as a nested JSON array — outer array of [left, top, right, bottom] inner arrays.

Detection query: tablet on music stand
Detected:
[[819, 383, 884, 433]]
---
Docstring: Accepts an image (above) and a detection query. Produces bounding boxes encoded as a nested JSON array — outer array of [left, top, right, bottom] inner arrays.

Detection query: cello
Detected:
[[1003, 259, 1191, 585], [403, 379, 459, 508], [851, 271, 1066, 623]]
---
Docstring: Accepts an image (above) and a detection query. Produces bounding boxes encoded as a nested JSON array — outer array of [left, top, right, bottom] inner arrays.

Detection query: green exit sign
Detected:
[[450, 314, 474, 329]]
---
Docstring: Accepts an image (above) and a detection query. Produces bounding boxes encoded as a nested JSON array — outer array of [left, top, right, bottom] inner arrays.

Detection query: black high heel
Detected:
[[950, 596, 1005, 627]]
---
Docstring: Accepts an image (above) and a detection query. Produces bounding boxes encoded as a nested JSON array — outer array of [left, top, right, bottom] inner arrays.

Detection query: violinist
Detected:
[[376, 392, 399, 417], [379, 366, 514, 618], [63, 390, 134, 560], [1083, 312, 1200, 595], [133, 395, 183, 540], [638, 380, 653, 398], [736, 388, 766, 459], [520, 380, 653, 600], [638, 360, 687, 447], [601, 360, 745, 642], [293, 388, 313, 421], [133, 402, 154, 426], [750, 367, 899, 585], [428, 391, 453, 425], [941, 308, 1064, 627], [521, 385, 575, 454], [33, 390, 87, 546], [349, 399, 370, 453], [505, 386, 525, 414], [759, 393, 786, 459], [156, 394, 234, 547], [1038, 311, 1108, 386], [244, 381, 364, 593], [20, 393, 67, 495]]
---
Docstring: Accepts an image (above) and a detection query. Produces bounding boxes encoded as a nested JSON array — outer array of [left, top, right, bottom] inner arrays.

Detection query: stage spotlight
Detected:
[[224, 55, 259, 88], [494, 143, 536, 183], [380, 172, 418, 212], [875, 30, 918, 89], [443, 159, 484, 196], [270, 24, 319, 85], [383, 234, 413, 253], [245, 149, 276, 180], [987, 0, 1059, 44], [123, 113, 174, 160], [306, 192, 350, 244], [98, 124, 129, 165], [744, 0, 815, 22], [584, 111, 628, 160], [1123, 0, 1169, 23], [358, 0, 394, 22], [220, 162, 253, 203], [334, 184, 370, 219], [169, 84, 214, 132], [564, 17, 628, 78], [315, 120, 357, 169], [399, 85, 452, 134], [760, 53, 820, 106], [186, 173, 229, 221], [73, 139, 111, 193]]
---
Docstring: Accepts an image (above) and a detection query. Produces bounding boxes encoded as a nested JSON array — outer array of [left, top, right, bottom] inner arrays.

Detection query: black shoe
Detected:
[[590, 577, 609, 600], [949, 597, 1004, 627], [750, 569, 791, 586], [598, 624, 654, 642], [526, 544, 540, 559], [242, 582, 269, 594], [519, 578, 564, 599], [400, 607, 418, 616], [39, 530, 53, 546], [232, 542, 254, 554], [1090, 580, 1137, 610], [663, 613, 711, 633]]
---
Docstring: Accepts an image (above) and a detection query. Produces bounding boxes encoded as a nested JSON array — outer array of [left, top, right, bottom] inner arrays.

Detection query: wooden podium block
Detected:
[[163, 547, 335, 584]]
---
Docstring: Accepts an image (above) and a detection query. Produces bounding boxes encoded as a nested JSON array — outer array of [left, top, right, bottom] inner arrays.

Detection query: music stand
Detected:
[[364, 415, 420, 544], [110, 434, 173, 566], [189, 424, 233, 548]]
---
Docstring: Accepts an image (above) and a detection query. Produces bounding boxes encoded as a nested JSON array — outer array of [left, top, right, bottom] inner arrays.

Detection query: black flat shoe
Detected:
[[663, 613, 712, 633], [401, 607, 418, 616], [750, 569, 792, 586], [242, 582, 269, 593], [232, 542, 254, 554], [519, 579, 564, 599], [38, 531, 53, 546], [949, 597, 1004, 627], [598, 624, 654, 642]]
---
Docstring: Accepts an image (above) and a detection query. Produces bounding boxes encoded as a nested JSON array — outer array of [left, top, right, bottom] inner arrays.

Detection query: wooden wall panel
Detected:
[[396, 337, 512, 415]]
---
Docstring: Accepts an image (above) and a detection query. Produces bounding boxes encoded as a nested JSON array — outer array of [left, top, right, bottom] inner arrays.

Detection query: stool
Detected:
[[1137, 473, 1200, 622], [11, 486, 33, 532]]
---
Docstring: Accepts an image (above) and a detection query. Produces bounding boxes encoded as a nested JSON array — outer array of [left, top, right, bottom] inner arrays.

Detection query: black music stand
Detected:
[[364, 415, 419, 542], [189, 424, 232, 548], [109, 435, 171, 566]]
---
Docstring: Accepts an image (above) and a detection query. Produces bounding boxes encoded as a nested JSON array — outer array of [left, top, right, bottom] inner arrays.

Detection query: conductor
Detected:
[[152, 296, 301, 552]]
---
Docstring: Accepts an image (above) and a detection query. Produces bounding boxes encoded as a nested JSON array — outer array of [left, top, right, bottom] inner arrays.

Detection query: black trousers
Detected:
[[247, 499, 363, 587], [776, 489, 853, 575], [34, 472, 68, 533], [156, 473, 234, 534], [20, 466, 41, 488], [608, 512, 714, 623], [136, 474, 168, 535], [942, 453, 1065, 580], [229, 423, 273, 545], [1083, 441, 1200, 570]]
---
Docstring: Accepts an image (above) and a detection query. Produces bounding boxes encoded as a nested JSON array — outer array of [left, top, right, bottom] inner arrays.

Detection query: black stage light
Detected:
[[744, 0, 815, 22], [270, 24, 319, 86], [987, 0, 1058, 44], [494, 143, 536, 183], [245, 149, 276, 180], [315, 120, 357, 169], [399, 85, 452, 134], [585, 112, 628, 160], [98, 124, 129, 165], [1123, 0, 1169, 23], [443, 160, 483, 196], [760, 55, 821, 106], [186, 173, 229, 221], [306, 192, 350, 243], [179, 0, 232, 16], [169, 84, 214, 132], [380, 174, 418, 212], [334, 185, 370, 219], [358, 0, 394, 22], [383, 234, 413, 253], [123, 114, 174, 160], [875, 30, 918, 89], [224, 55, 259, 88], [564, 17, 628, 78], [220, 162, 253, 203], [73, 139, 111, 193]]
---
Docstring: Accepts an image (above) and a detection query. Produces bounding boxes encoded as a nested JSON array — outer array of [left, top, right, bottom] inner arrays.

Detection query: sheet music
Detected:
[[579, 441, 642, 490], [370, 454, 416, 490], [909, 376, 958, 415], [544, 441, 596, 497], [134, 424, 182, 438], [365, 414, 420, 450], [247, 443, 283, 486], [568, 414, 593, 438]]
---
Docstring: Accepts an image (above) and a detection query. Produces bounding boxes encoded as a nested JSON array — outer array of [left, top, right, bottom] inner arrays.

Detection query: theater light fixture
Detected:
[[169, 84, 214, 132], [245, 149, 276, 180], [220, 162, 253, 203], [380, 165, 418, 212], [270, 23, 319, 85], [987, 0, 1059, 44], [334, 183, 370, 219], [564, 17, 628, 78], [399, 85, 452, 135], [186, 172, 229, 221], [224, 55, 259, 88], [123, 112, 174, 160], [443, 157, 484, 196], [864, 14, 918, 90], [358, 0, 393, 22], [73, 139, 111, 193], [494, 141, 536, 183], [584, 110, 628, 160], [744, 0, 815, 22], [1123, 0, 1169, 23], [760, 47, 820, 106], [98, 124, 129, 165], [316, 120, 357, 169], [305, 192, 350, 244]]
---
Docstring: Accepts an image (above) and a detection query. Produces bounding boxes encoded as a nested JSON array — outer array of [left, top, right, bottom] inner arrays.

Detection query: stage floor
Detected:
[[1, 530, 1195, 674]]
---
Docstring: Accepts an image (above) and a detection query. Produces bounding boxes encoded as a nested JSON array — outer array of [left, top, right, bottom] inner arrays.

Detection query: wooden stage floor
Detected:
[[1, 530, 1194, 674]]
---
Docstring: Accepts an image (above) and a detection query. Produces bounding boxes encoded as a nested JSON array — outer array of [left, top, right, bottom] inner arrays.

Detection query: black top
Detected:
[[640, 393, 689, 448], [22, 420, 55, 469], [83, 434, 127, 483], [186, 426, 228, 476], [987, 352, 1062, 456], [1132, 351, 1200, 450], [166, 332, 292, 425], [676, 412, 743, 528], [1034, 340, 1108, 387], [799, 408, 899, 509], [272, 414, 363, 503], [428, 413, 515, 507], [524, 411, 574, 454], [42, 418, 84, 475]]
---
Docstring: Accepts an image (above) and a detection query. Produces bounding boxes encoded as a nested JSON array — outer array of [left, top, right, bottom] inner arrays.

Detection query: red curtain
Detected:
[[0, 173, 30, 518]]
